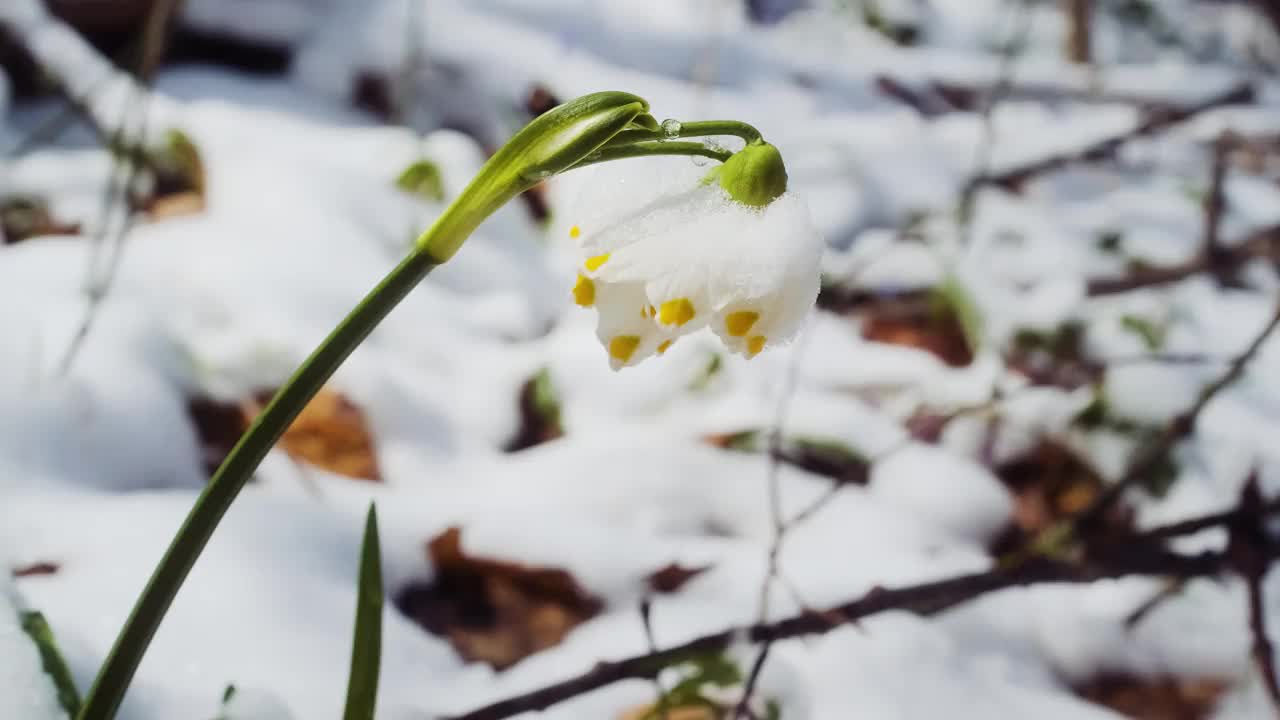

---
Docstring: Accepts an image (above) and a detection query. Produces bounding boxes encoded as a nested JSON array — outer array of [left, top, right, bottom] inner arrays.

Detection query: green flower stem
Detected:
[[573, 141, 732, 169], [75, 247, 438, 720], [604, 119, 764, 149], [669, 120, 763, 144]]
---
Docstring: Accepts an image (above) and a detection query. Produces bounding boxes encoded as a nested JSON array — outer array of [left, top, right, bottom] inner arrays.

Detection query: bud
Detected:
[[714, 142, 788, 208]]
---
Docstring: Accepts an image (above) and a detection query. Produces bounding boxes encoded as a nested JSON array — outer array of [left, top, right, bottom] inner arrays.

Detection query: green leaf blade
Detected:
[[342, 503, 384, 720], [20, 610, 82, 717]]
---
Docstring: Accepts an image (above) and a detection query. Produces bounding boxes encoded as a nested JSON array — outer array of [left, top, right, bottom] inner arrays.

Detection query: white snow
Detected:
[[2, 1, 1280, 719]]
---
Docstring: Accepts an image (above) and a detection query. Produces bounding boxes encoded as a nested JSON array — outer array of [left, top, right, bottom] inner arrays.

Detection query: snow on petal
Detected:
[[567, 156, 823, 368]]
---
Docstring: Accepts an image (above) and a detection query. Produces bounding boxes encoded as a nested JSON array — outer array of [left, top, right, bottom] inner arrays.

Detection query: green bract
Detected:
[[417, 91, 649, 262]]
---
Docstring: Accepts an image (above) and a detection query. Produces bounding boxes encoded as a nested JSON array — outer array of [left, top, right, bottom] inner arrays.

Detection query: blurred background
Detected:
[[5, 1, 1280, 719]]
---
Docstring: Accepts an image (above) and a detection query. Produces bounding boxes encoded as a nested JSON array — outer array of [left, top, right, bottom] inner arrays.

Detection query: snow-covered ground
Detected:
[[4, 0, 1280, 718]]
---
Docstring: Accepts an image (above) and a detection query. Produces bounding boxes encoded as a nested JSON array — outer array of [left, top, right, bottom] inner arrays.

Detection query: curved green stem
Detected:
[[604, 119, 764, 148], [75, 248, 437, 720], [669, 120, 763, 144], [572, 141, 732, 170]]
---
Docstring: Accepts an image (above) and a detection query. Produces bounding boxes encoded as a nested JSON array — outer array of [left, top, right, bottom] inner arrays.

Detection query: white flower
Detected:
[[565, 155, 824, 370]]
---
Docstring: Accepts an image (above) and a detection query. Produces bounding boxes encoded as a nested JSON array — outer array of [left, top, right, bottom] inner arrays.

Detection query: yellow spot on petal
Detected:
[[747, 335, 766, 357], [658, 298, 696, 326], [572, 274, 595, 307], [585, 253, 610, 272], [609, 335, 640, 363], [657, 339, 674, 355], [725, 310, 760, 337], [569, 225, 581, 239]]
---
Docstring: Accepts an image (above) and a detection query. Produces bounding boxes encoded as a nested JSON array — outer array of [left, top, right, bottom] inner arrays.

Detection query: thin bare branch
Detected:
[[445, 499, 1270, 720], [971, 83, 1254, 192]]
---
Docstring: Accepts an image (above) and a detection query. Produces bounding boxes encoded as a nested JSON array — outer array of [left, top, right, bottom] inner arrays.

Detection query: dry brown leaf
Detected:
[[861, 303, 972, 367], [394, 527, 602, 670], [646, 563, 711, 594], [989, 440, 1129, 555], [147, 190, 205, 220], [1076, 675, 1229, 720], [187, 387, 381, 481], [11, 561, 59, 578], [270, 389, 380, 481]]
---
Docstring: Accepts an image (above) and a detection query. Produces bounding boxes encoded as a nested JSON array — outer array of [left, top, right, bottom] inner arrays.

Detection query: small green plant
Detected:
[[644, 652, 743, 719], [396, 159, 446, 202], [1119, 313, 1167, 351]]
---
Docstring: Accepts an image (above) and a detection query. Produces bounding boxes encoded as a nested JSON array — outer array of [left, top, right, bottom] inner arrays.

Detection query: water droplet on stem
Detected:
[[661, 119, 682, 138]]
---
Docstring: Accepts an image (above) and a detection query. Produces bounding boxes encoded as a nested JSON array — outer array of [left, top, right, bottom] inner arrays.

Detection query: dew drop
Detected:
[[690, 154, 709, 167], [661, 119, 682, 138]]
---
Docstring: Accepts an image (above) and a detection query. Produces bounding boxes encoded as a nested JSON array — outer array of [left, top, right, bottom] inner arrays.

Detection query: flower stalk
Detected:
[[75, 91, 790, 720]]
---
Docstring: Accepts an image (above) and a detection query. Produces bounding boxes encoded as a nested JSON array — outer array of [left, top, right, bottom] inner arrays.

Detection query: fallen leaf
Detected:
[[504, 368, 564, 452], [11, 562, 59, 578], [1, 196, 80, 244], [988, 440, 1131, 556], [860, 297, 972, 367], [646, 564, 711, 594], [394, 527, 602, 670], [186, 387, 381, 481], [146, 190, 205, 220], [1076, 675, 1229, 720]]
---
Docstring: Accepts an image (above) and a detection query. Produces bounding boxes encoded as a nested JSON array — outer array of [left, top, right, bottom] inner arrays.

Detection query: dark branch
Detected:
[[1068, 301, 1280, 538], [970, 83, 1254, 192], [445, 499, 1269, 720], [1230, 475, 1280, 711]]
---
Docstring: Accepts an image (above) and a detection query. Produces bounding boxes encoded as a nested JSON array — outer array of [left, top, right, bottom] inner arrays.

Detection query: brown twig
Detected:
[[970, 83, 1254, 192], [733, 329, 809, 719], [49, 0, 181, 376], [445, 501, 1266, 720], [1230, 474, 1280, 712], [1122, 578, 1187, 630], [733, 642, 772, 720], [957, 0, 1034, 247], [1203, 132, 1231, 275], [820, 219, 1280, 315], [874, 75, 956, 117], [1069, 301, 1280, 539], [1085, 221, 1280, 296]]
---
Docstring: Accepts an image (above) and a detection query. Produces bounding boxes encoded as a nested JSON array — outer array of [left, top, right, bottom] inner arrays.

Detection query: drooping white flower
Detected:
[[565, 148, 824, 370]]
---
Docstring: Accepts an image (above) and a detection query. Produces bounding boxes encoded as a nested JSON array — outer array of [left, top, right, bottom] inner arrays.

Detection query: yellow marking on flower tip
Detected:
[[747, 335, 766, 357], [585, 253, 610, 272], [658, 298, 696, 326], [609, 335, 641, 363], [657, 339, 674, 355], [569, 225, 581, 239], [572, 274, 595, 307], [725, 310, 760, 337]]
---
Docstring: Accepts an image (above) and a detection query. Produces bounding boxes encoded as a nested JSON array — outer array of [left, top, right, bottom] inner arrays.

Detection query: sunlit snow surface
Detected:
[[3, 0, 1280, 718]]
